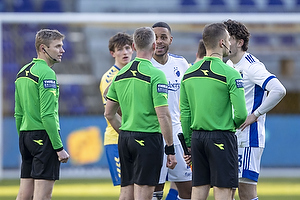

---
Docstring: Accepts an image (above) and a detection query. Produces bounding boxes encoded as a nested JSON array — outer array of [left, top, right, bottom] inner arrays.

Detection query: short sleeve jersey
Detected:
[[106, 57, 168, 133], [151, 53, 189, 145], [14, 58, 63, 150], [180, 56, 247, 147], [227, 53, 276, 148], [99, 65, 120, 145]]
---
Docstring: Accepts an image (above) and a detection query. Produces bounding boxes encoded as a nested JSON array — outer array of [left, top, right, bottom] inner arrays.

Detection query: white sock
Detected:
[[152, 191, 163, 200], [177, 196, 191, 200]]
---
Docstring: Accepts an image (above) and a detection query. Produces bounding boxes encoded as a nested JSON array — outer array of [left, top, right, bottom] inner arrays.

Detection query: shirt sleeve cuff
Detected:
[[55, 147, 64, 152], [253, 110, 262, 117]]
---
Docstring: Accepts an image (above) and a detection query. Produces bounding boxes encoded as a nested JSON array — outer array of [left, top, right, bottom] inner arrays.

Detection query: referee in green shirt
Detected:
[[105, 27, 177, 200], [180, 23, 247, 200], [15, 29, 69, 200]]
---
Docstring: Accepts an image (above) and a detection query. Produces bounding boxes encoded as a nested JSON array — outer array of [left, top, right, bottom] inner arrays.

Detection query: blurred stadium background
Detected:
[[1, 0, 300, 179]]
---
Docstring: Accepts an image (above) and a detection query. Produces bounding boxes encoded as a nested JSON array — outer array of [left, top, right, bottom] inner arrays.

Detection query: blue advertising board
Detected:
[[3, 114, 300, 169]]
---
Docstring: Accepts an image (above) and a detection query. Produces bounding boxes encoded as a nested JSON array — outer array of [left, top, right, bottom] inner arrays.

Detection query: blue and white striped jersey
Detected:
[[227, 53, 276, 148]]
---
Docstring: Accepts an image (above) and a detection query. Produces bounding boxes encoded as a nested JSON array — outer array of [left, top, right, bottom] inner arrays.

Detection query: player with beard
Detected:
[[180, 22, 247, 200], [151, 22, 192, 200]]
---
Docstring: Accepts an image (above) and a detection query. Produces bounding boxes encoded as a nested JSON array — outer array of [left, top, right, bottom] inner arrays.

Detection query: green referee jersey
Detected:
[[180, 56, 247, 147], [14, 58, 63, 150], [106, 57, 168, 133]]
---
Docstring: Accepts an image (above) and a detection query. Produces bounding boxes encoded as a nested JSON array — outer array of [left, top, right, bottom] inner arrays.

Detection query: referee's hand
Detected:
[[57, 149, 70, 163], [166, 155, 177, 169]]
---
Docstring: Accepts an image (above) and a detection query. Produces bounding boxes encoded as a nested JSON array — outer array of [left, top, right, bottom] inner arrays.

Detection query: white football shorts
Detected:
[[159, 143, 192, 184], [238, 147, 264, 185]]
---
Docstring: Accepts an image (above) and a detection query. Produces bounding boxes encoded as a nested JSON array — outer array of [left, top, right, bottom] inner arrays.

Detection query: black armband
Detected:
[[165, 144, 175, 155]]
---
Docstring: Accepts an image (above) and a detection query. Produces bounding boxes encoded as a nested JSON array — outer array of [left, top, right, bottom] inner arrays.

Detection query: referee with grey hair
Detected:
[[105, 27, 177, 200]]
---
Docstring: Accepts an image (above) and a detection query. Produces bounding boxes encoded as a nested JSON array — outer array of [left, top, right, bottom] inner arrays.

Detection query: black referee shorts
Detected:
[[19, 130, 61, 180], [191, 130, 238, 188], [118, 131, 163, 187]]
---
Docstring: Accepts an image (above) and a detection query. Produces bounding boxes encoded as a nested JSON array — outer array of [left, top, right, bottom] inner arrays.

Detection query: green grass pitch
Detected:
[[0, 178, 300, 199]]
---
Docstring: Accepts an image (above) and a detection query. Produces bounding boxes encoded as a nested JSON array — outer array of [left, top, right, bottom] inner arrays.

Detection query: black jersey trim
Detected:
[[183, 61, 226, 83], [16, 63, 39, 83], [115, 61, 151, 83], [106, 96, 118, 103]]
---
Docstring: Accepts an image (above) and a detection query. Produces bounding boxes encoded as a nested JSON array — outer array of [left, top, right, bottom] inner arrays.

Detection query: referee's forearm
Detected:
[[107, 114, 121, 134], [156, 106, 173, 146], [160, 119, 173, 146]]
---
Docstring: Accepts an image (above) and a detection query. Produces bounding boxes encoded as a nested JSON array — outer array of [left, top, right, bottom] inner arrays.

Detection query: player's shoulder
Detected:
[[169, 53, 184, 59], [169, 53, 188, 62], [151, 64, 167, 79], [243, 53, 268, 73], [184, 59, 201, 75], [221, 62, 241, 78], [101, 65, 120, 81], [104, 65, 120, 74], [151, 63, 165, 74], [133, 58, 162, 76], [226, 59, 233, 67], [226, 64, 241, 75], [243, 53, 264, 66], [32, 59, 51, 71], [32, 60, 56, 79], [169, 53, 189, 67]]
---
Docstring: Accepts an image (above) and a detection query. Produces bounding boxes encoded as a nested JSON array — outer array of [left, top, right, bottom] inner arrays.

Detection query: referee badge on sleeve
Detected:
[[235, 79, 244, 88], [157, 84, 168, 93], [43, 80, 57, 89]]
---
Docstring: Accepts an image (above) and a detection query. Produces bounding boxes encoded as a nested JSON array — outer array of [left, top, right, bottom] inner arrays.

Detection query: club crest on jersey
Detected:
[[174, 66, 180, 77], [43, 80, 57, 89], [157, 84, 168, 93], [235, 79, 244, 88]]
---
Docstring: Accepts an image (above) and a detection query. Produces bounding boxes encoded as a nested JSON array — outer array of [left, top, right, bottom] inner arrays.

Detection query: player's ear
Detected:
[[132, 43, 137, 51], [110, 51, 115, 58], [152, 42, 156, 51], [238, 39, 244, 48], [40, 44, 45, 52], [169, 35, 173, 45], [219, 39, 224, 48], [38, 44, 48, 55]]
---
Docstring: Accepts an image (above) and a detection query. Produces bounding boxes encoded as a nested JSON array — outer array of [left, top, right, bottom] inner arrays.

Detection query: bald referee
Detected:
[[105, 27, 177, 200], [180, 23, 247, 200]]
